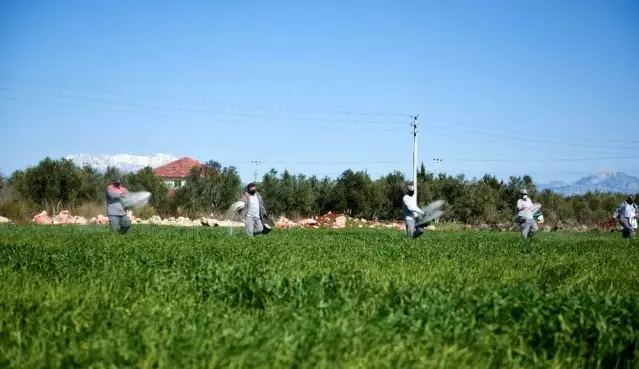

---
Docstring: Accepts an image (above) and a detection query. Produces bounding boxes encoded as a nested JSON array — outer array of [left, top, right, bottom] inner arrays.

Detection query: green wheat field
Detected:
[[1, 224, 638, 368]]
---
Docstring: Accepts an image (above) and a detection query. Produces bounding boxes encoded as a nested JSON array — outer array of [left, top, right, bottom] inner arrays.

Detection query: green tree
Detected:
[[122, 167, 171, 216], [10, 157, 102, 214], [172, 162, 242, 217], [332, 170, 375, 218]]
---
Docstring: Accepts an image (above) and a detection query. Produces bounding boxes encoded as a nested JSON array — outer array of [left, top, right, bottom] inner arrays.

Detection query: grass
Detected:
[[0, 224, 638, 368]]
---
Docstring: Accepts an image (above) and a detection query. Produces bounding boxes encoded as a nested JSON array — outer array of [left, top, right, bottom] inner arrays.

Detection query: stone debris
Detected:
[[2, 205, 631, 238], [299, 212, 406, 230], [297, 218, 318, 226], [23, 209, 613, 233], [275, 216, 298, 228], [33, 211, 53, 224], [95, 215, 110, 225], [334, 216, 347, 229], [25, 209, 413, 230]]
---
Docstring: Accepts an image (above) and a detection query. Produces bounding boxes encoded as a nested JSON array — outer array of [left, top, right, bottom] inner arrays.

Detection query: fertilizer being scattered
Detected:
[[226, 201, 245, 234], [122, 191, 152, 209], [415, 199, 446, 227]]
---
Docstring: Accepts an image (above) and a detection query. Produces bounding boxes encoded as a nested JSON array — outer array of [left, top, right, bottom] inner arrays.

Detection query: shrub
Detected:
[[134, 205, 156, 220]]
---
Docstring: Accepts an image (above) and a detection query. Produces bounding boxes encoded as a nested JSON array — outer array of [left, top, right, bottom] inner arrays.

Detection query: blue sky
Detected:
[[1, 0, 637, 184]]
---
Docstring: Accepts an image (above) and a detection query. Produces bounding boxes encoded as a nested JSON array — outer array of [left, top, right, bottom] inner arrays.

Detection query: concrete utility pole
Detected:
[[412, 115, 419, 196], [251, 160, 260, 182], [433, 158, 443, 177]]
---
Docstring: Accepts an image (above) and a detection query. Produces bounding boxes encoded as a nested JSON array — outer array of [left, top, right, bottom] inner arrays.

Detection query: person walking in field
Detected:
[[515, 189, 538, 240], [240, 183, 268, 236], [402, 185, 426, 239], [106, 177, 131, 234], [615, 195, 638, 238]]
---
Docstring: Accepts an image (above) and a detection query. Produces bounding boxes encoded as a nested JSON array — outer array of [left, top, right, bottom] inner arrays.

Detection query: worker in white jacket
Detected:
[[615, 195, 638, 238], [403, 185, 426, 238], [515, 189, 538, 240]]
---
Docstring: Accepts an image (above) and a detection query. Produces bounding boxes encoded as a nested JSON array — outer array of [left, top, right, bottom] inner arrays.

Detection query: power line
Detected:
[[0, 86, 410, 126], [426, 131, 636, 152], [426, 117, 639, 145], [224, 155, 638, 166], [4, 94, 634, 163], [444, 155, 639, 163], [0, 95, 406, 133], [430, 125, 637, 151], [242, 160, 405, 165], [3, 86, 632, 152], [3, 76, 634, 149], [0, 75, 413, 118], [3, 83, 635, 166], [242, 168, 612, 180]]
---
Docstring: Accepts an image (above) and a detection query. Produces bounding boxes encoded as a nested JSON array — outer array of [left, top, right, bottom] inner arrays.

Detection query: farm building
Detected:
[[152, 157, 203, 189]]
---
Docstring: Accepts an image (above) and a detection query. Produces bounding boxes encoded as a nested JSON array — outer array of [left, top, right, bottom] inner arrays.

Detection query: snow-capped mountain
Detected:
[[538, 172, 639, 195], [65, 153, 178, 173]]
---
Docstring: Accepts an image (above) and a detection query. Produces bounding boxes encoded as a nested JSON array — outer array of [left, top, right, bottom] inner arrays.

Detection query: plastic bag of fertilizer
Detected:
[[262, 217, 275, 234], [121, 191, 151, 209]]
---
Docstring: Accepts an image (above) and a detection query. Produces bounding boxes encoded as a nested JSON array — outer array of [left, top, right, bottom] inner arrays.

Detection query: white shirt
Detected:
[[516, 197, 534, 220], [247, 194, 260, 217], [617, 201, 638, 219], [402, 194, 423, 219]]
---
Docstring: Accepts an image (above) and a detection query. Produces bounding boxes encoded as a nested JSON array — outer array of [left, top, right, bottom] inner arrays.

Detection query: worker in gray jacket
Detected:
[[615, 195, 638, 238], [240, 182, 268, 236], [106, 177, 131, 234], [515, 189, 537, 240], [402, 185, 426, 239]]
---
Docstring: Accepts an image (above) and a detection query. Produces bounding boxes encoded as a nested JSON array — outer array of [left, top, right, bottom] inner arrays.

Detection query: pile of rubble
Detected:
[[23, 210, 414, 230], [9, 210, 621, 233], [30, 210, 244, 228], [273, 211, 417, 230], [33, 210, 89, 225]]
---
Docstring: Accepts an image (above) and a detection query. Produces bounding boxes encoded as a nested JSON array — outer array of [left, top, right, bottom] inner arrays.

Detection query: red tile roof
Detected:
[[153, 157, 203, 179]]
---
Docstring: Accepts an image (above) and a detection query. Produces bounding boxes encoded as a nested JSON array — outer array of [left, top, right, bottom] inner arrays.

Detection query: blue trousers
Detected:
[[109, 215, 131, 234]]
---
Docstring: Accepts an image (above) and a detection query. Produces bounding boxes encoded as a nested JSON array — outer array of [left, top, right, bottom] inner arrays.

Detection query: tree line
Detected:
[[0, 157, 633, 225]]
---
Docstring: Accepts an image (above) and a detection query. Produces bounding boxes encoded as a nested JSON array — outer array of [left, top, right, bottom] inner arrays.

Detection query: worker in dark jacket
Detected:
[[106, 177, 131, 234], [240, 183, 268, 236]]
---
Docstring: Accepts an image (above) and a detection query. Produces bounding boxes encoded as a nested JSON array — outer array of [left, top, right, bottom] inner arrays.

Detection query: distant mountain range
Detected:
[[65, 153, 178, 173], [538, 172, 639, 196]]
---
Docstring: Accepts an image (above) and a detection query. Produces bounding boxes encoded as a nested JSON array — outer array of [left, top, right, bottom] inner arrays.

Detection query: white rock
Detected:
[[335, 216, 347, 228]]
